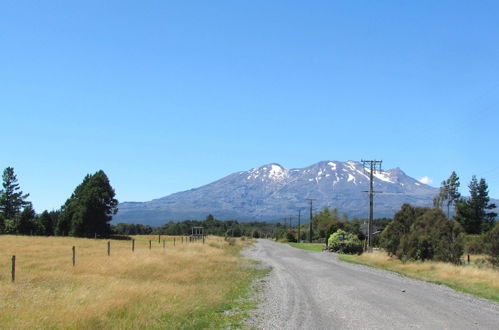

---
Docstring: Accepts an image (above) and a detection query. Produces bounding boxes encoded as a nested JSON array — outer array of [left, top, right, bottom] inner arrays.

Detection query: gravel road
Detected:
[[243, 239, 499, 330]]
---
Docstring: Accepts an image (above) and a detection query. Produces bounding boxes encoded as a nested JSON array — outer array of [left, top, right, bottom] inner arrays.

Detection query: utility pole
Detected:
[[361, 159, 383, 252], [297, 209, 301, 243], [306, 199, 315, 243]]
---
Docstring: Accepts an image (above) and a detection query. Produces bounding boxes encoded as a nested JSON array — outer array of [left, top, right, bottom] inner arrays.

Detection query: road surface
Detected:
[[243, 239, 499, 330]]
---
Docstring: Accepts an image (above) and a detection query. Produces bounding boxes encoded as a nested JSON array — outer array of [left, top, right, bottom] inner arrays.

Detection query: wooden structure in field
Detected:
[[190, 226, 204, 241]]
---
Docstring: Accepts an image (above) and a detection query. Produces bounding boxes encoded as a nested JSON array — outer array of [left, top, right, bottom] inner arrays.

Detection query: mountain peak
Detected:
[[247, 163, 288, 182], [115, 160, 440, 225]]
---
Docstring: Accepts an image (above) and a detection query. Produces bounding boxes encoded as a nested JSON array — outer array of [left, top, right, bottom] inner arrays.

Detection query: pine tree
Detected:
[[445, 171, 461, 218], [16, 203, 37, 235], [455, 176, 497, 234], [477, 177, 497, 232], [39, 210, 55, 236], [0, 167, 30, 219]]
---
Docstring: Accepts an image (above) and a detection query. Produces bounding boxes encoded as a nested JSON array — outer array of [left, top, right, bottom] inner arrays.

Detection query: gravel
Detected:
[[242, 239, 499, 330]]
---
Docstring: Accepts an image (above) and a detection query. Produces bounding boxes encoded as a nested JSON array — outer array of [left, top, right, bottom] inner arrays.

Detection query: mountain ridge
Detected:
[[114, 160, 444, 226]]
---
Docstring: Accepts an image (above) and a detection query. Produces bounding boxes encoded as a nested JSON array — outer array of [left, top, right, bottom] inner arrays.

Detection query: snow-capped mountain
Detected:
[[114, 161, 440, 226]]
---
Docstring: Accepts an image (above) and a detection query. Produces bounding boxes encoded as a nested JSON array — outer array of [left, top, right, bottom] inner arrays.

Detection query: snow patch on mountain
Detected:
[[115, 160, 443, 225]]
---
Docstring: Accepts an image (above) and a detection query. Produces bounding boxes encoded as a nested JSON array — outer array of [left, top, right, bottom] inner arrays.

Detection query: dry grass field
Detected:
[[340, 251, 499, 302], [0, 235, 260, 329]]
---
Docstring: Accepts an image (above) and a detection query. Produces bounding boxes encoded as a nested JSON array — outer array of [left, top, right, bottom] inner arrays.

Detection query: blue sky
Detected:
[[1, 1, 499, 213]]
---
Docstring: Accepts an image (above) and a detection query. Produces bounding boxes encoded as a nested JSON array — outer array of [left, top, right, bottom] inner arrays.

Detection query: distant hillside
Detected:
[[114, 160, 447, 226]]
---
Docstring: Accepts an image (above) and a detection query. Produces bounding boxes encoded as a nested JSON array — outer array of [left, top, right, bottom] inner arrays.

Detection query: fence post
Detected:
[[149, 240, 152, 250], [174, 237, 176, 246], [182, 237, 183, 244], [72, 246, 76, 266], [11, 255, 16, 282], [468, 254, 470, 264], [158, 234, 161, 243], [107, 241, 110, 256], [163, 240, 165, 248], [203, 235, 205, 244]]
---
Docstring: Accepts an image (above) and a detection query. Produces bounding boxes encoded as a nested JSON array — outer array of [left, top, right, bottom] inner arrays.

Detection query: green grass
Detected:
[[201, 267, 271, 329], [339, 252, 499, 303], [286, 242, 325, 252]]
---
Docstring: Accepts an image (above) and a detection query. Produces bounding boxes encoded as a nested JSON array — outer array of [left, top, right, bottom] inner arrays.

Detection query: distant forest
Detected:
[[111, 213, 393, 241]]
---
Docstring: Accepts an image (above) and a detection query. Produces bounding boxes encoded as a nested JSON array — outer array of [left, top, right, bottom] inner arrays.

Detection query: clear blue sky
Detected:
[[2, 1, 499, 213]]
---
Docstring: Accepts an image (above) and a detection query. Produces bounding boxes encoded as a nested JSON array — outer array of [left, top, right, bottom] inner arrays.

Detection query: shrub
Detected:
[[379, 204, 464, 264], [483, 223, 499, 266], [464, 235, 486, 254], [327, 229, 363, 254], [286, 229, 298, 242]]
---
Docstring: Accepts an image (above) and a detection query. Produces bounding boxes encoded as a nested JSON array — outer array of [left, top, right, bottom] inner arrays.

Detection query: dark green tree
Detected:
[[39, 210, 56, 236], [0, 167, 30, 219], [59, 170, 118, 238], [16, 202, 37, 235], [455, 176, 497, 234], [0, 213, 4, 233], [380, 204, 425, 256], [445, 171, 461, 217], [4, 203, 41, 235]]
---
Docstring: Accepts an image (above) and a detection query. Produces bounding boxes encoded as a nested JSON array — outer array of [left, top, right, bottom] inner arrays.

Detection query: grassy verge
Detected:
[[286, 242, 325, 252], [0, 235, 261, 329], [339, 251, 499, 302]]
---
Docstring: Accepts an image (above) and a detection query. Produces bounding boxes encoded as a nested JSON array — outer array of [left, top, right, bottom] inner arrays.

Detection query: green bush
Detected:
[[483, 223, 499, 266], [286, 229, 298, 242], [327, 229, 363, 254], [464, 235, 486, 254], [379, 204, 464, 264]]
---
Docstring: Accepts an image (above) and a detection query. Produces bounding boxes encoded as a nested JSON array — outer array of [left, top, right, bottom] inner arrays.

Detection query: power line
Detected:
[[361, 159, 383, 252]]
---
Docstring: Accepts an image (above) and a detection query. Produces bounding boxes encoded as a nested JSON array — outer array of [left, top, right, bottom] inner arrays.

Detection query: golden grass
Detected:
[[340, 251, 499, 302], [0, 235, 257, 329]]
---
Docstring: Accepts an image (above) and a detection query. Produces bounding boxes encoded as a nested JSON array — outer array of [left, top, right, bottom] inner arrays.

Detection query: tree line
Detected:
[[0, 167, 117, 238], [113, 214, 283, 238]]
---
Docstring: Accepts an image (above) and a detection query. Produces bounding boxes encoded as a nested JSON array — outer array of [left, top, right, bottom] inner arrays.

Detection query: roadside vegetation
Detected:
[[0, 235, 262, 329], [339, 173, 498, 302], [284, 172, 499, 303], [286, 242, 324, 252], [339, 251, 499, 302]]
